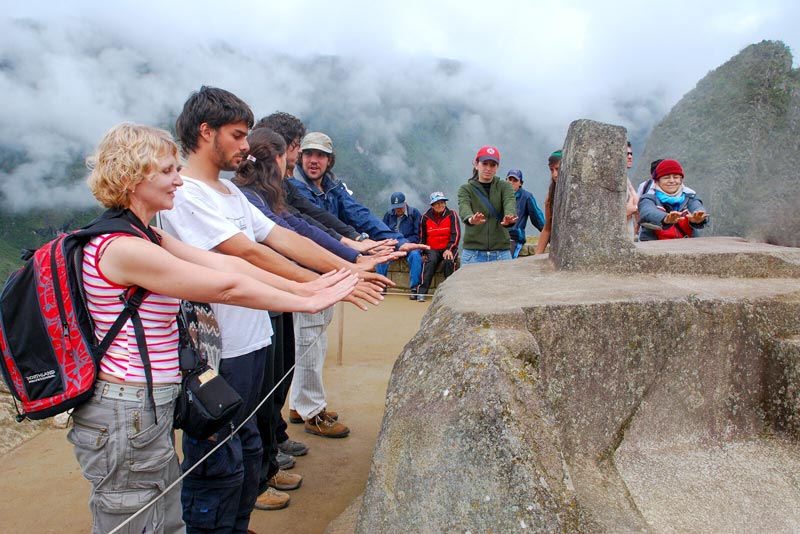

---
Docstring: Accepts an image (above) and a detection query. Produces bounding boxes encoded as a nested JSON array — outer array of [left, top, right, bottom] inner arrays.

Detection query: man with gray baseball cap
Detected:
[[288, 131, 428, 439]]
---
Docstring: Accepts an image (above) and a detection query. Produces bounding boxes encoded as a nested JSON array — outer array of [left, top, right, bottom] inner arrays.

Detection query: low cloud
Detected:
[[1, 1, 798, 210]]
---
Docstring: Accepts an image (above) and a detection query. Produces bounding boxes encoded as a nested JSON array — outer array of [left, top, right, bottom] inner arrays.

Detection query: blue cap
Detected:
[[390, 192, 406, 208], [506, 169, 523, 184], [429, 191, 448, 204]]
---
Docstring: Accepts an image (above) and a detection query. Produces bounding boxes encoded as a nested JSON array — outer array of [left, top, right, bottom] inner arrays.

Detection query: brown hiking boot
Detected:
[[254, 487, 290, 510], [290, 408, 338, 424], [268, 469, 303, 491], [304, 410, 350, 438]]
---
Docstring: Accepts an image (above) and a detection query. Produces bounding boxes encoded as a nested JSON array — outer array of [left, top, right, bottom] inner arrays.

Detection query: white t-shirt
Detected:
[[159, 176, 275, 359]]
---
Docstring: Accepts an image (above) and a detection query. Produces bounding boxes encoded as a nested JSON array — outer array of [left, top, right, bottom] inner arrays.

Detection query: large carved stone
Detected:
[[355, 119, 800, 533], [551, 120, 634, 270]]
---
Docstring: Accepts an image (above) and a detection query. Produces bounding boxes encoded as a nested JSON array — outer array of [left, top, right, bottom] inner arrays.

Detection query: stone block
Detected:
[[551, 119, 635, 270]]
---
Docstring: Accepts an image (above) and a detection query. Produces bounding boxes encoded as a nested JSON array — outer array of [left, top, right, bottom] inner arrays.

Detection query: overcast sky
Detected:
[[1, 0, 798, 210]]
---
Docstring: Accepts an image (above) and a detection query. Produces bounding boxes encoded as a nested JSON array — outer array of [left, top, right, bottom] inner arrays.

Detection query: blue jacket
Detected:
[[382, 205, 421, 243], [289, 166, 408, 245], [509, 187, 545, 243]]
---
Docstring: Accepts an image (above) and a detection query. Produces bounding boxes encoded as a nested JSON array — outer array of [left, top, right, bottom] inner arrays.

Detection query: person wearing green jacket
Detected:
[[457, 145, 518, 264]]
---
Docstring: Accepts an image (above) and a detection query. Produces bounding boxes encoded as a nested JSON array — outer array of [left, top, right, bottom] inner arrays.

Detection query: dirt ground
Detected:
[[0, 294, 429, 534]]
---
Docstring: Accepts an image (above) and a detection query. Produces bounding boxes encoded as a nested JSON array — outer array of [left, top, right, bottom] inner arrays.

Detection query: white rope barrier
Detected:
[[108, 326, 324, 534], [109, 290, 429, 533]]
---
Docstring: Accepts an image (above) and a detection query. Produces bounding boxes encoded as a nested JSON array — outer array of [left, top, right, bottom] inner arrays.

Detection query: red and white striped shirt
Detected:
[[82, 233, 181, 384]]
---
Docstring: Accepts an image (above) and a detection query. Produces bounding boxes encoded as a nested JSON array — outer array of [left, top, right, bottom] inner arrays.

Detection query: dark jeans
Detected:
[[181, 348, 267, 534], [419, 249, 456, 296], [256, 313, 295, 494]]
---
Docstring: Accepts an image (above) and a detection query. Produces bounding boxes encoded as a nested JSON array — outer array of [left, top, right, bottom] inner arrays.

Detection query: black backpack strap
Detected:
[[95, 283, 158, 420], [469, 183, 503, 223], [96, 286, 147, 356], [129, 305, 157, 421], [83, 209, 161, 418], [78, 208, 161, 245]]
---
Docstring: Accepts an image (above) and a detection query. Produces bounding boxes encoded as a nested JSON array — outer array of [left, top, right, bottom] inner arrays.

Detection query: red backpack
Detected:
[[0, 209, 159, 421]]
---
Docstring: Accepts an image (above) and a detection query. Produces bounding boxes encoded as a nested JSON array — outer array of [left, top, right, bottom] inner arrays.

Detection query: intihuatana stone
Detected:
[[550, 119, 634, 270], [355, 118, 800, 533]]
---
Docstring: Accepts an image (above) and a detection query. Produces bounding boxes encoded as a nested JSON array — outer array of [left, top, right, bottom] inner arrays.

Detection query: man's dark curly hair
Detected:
[[175, 86, 254, 154], [255, 112, 306, 146]]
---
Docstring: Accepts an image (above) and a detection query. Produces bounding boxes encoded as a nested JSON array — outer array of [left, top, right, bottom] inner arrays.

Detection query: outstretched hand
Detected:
[[397, 242, 430, 253], [468, 212, 486, 225], [687, 210, 709, 224], [501, 214, 518, 227], [355, 249, 406, 270], [346, 237, 397, 253], [662, 211, 683, 225], [344, 279, 387, 310], [356, 270, 393, 287], [367, 243, 398, 255], [300, 269, 354, 295], [305, 271, 359, 313]]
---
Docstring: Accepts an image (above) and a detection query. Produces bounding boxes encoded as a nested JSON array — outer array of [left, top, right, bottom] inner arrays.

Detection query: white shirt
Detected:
[[159, 176, 275, 359]]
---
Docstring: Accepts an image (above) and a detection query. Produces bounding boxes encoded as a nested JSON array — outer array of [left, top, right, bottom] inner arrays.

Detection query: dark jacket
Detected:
[[509, 187, 545, 243], [283, 179, 360, 241], [289, 166, 408, 244], [382, 205, 421, 243]]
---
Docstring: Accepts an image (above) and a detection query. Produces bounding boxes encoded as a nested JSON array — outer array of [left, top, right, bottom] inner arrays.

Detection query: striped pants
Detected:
[[289, 306, 334, 420]]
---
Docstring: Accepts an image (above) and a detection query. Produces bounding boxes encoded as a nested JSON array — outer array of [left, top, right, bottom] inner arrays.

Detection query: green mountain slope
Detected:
[[0, 207, 102, 278]]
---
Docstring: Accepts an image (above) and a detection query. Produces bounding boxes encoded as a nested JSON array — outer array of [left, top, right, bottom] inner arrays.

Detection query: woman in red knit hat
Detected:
[[637, 159, 709, 241]]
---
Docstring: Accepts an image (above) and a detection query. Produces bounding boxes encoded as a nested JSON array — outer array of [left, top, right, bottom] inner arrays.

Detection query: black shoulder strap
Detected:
[[469, 183, 503, 223], [83, 209, 161, 419], [78, 208, 161, 244]]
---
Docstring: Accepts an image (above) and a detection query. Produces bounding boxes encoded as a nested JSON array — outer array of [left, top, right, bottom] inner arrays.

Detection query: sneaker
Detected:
[[278, 438, 309, 456], [277, 450, 296, 470], [268, 469, 303, 491], [254, 487, 290, 511], [416, 294, 426, 302], [304, 411, 350, 438], [290, 408, 338, 424]]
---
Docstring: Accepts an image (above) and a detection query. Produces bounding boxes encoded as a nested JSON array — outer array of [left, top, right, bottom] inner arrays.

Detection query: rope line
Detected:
[[108, 291, 427, 533], [108, 321, 324, 534]]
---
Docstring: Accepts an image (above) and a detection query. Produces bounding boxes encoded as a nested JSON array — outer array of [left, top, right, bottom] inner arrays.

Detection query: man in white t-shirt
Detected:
[[161, 87, 389, 527]]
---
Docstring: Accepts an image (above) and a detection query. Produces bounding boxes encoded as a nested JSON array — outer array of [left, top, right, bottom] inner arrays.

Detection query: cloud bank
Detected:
[[0, 1, 797, 210]]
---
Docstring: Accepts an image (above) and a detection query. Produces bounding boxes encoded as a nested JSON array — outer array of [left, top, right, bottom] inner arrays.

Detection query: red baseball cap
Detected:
[[475, 146, 500, 164]]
